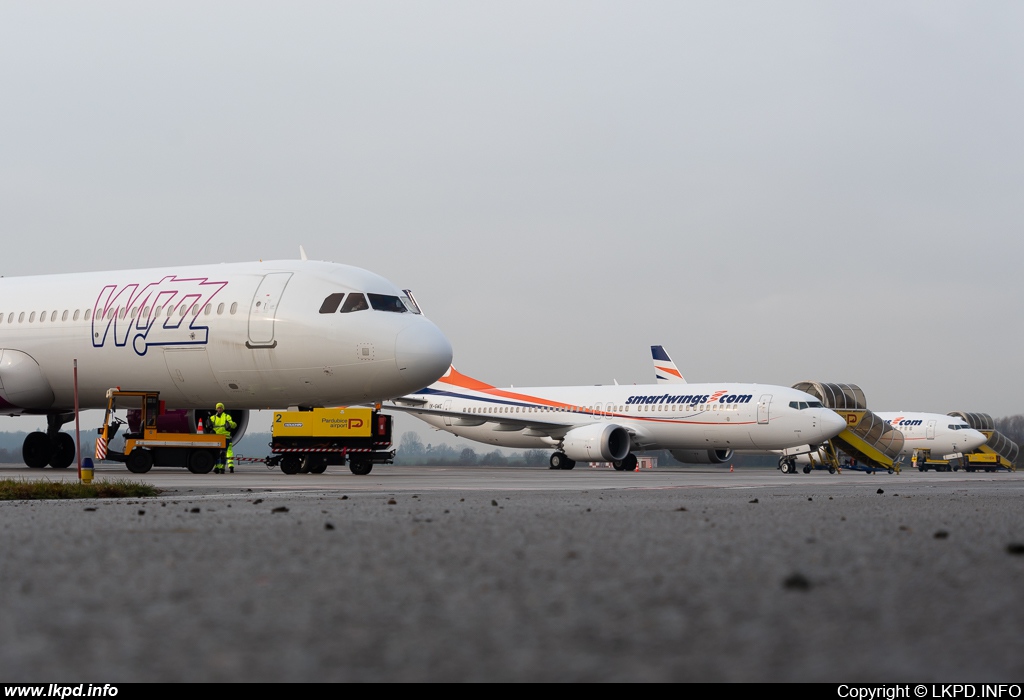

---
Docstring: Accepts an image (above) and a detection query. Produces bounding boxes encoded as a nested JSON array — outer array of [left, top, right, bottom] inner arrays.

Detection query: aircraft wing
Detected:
[[621, 424, 658, 450], [384, 401, 576, 436], [391, 396, 428, 406]]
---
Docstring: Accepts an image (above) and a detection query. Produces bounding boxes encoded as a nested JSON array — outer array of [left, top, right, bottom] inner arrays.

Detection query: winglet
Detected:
[[435, 365, 497, 391], [651, 345, 686, 384], [299, 245, 308, 261]]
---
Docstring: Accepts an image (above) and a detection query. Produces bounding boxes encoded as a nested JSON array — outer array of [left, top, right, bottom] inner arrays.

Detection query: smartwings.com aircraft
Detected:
[[0, 258, 453, 469], [650, 345, 988, 470], [775, 412, 987, 473], [866, 412, 985, 467], [389, 362, 849, 470]]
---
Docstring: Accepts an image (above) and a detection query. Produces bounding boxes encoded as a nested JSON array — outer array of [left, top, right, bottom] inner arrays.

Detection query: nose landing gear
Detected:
[[778, 457, 798, 474]]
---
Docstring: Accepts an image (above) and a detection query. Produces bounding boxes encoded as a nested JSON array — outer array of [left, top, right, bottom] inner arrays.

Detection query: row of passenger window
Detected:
[[0, 302, 239, 325], [464, 403, 742, 415], [318, 292, 420, 315]]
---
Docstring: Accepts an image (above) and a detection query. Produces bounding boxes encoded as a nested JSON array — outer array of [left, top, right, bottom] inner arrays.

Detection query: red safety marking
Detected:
[[235, 443, 393, 462]]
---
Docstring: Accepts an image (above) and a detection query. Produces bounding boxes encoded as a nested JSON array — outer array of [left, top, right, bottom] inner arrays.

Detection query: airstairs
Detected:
[[947, 412, 1018, 472], [791, 382, 905, 474]]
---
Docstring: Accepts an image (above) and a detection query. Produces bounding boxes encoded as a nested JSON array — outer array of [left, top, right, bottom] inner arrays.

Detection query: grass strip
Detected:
[[0, 479, 160, 500]]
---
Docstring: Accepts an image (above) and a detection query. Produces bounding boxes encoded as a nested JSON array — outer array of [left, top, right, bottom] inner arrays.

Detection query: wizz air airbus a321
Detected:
[[0, 258, 453, 469], [389, 362, 848, 470]]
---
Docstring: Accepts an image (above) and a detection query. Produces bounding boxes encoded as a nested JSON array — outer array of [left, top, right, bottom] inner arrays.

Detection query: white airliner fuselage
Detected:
[[392, 366, 848, 469], [0, 259, 452, 468], [647, 344, 988, 472], [874, 412, 987, 460]]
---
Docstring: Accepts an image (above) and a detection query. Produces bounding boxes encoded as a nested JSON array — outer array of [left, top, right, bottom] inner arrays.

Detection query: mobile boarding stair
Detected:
[[946, 412, 1018, 472], [790, 382, 906, 475]]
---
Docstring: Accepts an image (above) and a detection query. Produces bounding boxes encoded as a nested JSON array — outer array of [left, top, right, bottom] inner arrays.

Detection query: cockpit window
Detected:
[[339, 293, 369, 313], [400, 290, 422, 314], [319, 293, 344, 314], [789, 401, 824, 410], [807, 401, 823, 408], [367, 294, 407, 313]]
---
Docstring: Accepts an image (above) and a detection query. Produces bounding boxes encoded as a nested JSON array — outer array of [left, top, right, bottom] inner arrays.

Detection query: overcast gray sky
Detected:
[[2, 2, 1023, 444]]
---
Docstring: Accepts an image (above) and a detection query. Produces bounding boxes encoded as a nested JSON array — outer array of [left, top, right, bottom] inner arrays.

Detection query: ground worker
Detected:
[[209, 402, 237, 474]]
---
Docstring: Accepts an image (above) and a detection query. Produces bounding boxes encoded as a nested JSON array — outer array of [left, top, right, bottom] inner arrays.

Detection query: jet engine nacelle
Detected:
[[0, 349, 55, 411], [562, 423, 631, 462], [670, 448, 733, 464], [192, 407, 248, 446], [153, 407, 251, 446]]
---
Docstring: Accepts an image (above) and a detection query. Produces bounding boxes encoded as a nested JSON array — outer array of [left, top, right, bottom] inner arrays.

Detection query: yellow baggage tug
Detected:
[[97, 389, 227, 474], [97, 391, 394, 475], [268, 407, 394, 475]]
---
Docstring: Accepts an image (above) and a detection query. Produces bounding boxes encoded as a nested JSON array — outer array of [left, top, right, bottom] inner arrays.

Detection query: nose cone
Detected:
[[964, 429, 988, 452], [820, 410, 848, 440], [394, 320, 453, 391]]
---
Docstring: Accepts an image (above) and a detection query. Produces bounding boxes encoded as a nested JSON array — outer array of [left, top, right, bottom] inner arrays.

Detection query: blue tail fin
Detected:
[[651, 345, 686, 384]]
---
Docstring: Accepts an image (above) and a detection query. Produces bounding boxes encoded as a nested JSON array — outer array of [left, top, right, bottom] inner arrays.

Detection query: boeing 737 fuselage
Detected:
[[391, 366, 848, 469], [875, 412, 987, 461], [0, 259, 452, 468], [649, 345, 989, 471]]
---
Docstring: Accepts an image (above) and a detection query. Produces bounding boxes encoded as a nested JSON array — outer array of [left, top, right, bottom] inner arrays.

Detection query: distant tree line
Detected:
[[392, 433, 780, 468], [994, 416, 1024, 462], [0, 432, 31, 465], [394, 432, 550, 467]]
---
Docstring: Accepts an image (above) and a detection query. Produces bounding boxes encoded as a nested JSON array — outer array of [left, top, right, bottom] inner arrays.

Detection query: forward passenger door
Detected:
[[757, 394, 772, 425]]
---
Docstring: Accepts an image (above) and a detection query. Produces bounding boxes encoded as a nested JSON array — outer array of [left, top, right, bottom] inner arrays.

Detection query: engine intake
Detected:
[[154, 408, 251, 444], [670, 448, 733, 465], [562, 423, 631, 462], [192, 408, 250, 444]]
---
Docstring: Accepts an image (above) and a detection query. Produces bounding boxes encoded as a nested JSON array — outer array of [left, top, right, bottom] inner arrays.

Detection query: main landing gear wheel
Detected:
[[349, 459, 373, 476], [126, 448, 154, 474], [280, 454, 302, 475], [23, 432, 51, 469], [48, 433, 76, 469], [778, 457, 796, 475], [614, 454, 638, 472], [549, 452, 575, 470], [187, 449, 215, 475]]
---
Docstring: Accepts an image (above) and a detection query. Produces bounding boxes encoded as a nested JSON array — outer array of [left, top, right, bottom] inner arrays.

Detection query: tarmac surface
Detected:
[[1, 461, 1023, 682]]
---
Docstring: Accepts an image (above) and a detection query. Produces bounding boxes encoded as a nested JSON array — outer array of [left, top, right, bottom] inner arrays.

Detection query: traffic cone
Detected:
[[197, 418, 204, 434], [729, 464, 734, 472]]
